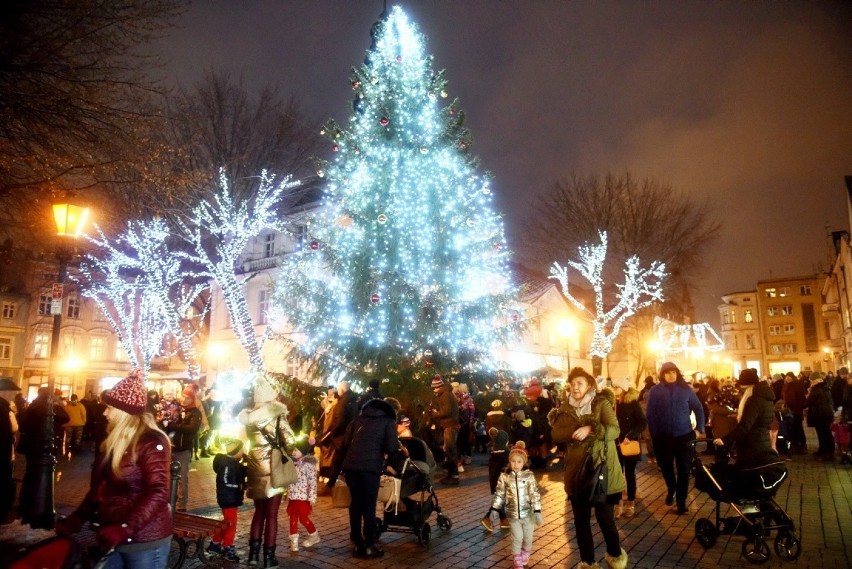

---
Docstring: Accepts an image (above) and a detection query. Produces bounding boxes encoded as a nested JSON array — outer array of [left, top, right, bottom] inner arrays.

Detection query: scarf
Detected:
[[569, 389, 596, 416], [737, 385, 753, 422]]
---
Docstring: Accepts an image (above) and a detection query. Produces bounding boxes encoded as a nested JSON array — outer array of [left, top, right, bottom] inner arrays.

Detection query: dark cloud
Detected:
[[153, 1, 852, 322]]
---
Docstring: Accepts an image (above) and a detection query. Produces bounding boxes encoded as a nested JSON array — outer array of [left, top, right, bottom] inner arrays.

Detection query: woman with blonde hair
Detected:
[[56, 369, 173, 568], [239, 377, 296, 567]]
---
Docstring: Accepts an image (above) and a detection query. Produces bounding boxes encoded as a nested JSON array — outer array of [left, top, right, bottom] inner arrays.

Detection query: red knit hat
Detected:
[[103, 369, 147, 415], [431, 374, 444, 389]]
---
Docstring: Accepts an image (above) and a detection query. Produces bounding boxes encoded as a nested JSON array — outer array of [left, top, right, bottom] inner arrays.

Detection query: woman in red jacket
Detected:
[[56, 369, 173, 568]]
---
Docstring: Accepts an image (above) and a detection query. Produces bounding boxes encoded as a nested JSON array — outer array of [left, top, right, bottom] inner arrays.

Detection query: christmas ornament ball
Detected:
[[377, 213, 388, 224], [380, 117, 390, 126], [370, 293, 380, 304], [310, 241, 320, 250]]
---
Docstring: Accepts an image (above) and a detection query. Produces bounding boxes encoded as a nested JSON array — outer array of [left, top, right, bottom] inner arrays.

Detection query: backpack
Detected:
[[548, 407, 573, 444]]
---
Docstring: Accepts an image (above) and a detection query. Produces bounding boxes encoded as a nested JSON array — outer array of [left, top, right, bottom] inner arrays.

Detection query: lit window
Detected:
[[730, 311, 737, 324], [33, 333, 49, 358], [264, 233, 275, 257], [781, 305, 793, 316], [90, 337, 105, 361], [723, 313, 730, 325], [770, 344, 783, 354], [767, 307, 778, 317], [0, 337, 11, 361], [744, 310, 753, 323], [295, 225, 309, 249], [778, 287, 790, 297], [38, 294, 51, 316], [258, 289, 270, 325], [800, 285, 811, 295], [783, 324, 795, 335], [66, 297, 80, 319], [765, 288, 777, 298], [2, 302, 15, 319], [746, 334, 756, 350], [769, 325, 781, 336], [784, 343, 797, 353]]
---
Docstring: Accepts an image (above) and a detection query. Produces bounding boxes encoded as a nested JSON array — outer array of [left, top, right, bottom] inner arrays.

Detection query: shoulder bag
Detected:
[[619, 438, 641, 457], [573, 431, 608, 504], [261, 416, 298, 489]]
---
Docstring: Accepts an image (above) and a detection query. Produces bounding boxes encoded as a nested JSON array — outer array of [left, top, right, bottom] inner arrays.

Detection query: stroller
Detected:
[[690, 439, 801, 564], [9, 536, 112, 569], [377, 436, 452, 545]]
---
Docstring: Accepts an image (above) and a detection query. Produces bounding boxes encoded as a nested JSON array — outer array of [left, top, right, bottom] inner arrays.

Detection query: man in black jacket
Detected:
[[340, 398, 398, 559]]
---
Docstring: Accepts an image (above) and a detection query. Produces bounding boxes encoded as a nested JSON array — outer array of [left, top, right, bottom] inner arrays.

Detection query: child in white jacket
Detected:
[[287, 440, 320, 552], [488, 442, 543, 568]]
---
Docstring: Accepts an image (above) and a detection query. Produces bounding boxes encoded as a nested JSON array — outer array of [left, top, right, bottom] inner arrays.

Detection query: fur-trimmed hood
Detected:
[[241, 400, 289, 426], [622, 387, 640, 404], [361, 397, 397, 419]]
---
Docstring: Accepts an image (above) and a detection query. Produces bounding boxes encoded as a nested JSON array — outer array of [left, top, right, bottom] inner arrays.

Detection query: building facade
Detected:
[[718, 290, 764, 377]]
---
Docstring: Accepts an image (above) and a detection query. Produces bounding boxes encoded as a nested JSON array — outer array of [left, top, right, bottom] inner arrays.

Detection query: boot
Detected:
[[623, 500, 635, 518], [302, 531, 321, 548], [247, 539, 261, 567], [223, 546, 240, 562], [604, 548, 628, 569], [613, 501, 623, 518], [263, 545, 279, 567], [578, 563, 601, 569], [289, 534, 299, 552], [513, 552, 525, 569]]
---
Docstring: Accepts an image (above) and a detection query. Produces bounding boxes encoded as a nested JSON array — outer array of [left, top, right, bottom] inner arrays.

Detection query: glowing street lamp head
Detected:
[[53, 202, 90, 237], [557, 319, 576, 338]]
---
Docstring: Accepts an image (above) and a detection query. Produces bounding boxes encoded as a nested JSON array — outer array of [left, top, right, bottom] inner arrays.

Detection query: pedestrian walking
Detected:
[[805, 371, 835, 461], [486, 442, 542, 569], [560, 367, 628, 569], [612, 377, 646, 518], [207, 438, 247, 562], [63, 394, 87, 456], [646, 362, 706, 515], [287, 440, 320, 552], [782, 372, 808, 453], [55, 368, 173, 568], [239, 377, 296, 567], [480, 427, 510, 531], [164, 387, 203, 512]]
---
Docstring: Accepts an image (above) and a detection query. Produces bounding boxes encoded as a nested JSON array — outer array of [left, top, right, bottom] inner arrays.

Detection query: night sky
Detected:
[[152, 1, 852, 324]]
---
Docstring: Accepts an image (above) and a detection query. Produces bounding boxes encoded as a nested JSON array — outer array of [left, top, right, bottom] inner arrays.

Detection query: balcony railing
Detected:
[[240, 256, 279, 273], [822, 302, 839, 314]]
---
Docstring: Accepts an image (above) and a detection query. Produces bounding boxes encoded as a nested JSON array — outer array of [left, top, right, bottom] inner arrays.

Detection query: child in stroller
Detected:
[[378, 436, 452, 545], [691, 439, 800, 564]]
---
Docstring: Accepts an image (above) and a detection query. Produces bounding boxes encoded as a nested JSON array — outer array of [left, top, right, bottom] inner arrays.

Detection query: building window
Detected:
[[2, 302, 16, 319], [783, 324, 795, 335], [744, 309, 753, 323], [115, 343, 128, 361], [66, 296, 80, 319], [257, 288, 271, 325], [767, 306, 778, 317], [730, 311, 736, 324], [90, 336, 105, 361], [781, 305, 793, 316], [723, 312, 730, 325], [800, 285, 811, 295], [746, 334, 756, 350], [38, 293, 51, 316], [33, 333, 49, 358], [295, 224, 308, 249], [264, 233, 275, 257], [778, 287, 790, 297], [62, 334, 78, 356], [770, 344, 783, 354], [784, 343, 797, 353], [0, 337, 11, 361], [765, 288, 776, 298], [769, 325, 781, 336]]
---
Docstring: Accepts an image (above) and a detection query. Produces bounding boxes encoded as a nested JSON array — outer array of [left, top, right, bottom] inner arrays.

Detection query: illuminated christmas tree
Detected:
[[274, 6, 516, 380], [550, 230, 666, 374]]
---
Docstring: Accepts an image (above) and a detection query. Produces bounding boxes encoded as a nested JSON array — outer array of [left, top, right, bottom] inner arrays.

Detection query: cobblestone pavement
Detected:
[[2, 434, 850, 569]]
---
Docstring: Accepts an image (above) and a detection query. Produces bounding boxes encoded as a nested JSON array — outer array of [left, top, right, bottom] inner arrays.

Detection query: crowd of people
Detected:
[[2, 360, 850, 569]]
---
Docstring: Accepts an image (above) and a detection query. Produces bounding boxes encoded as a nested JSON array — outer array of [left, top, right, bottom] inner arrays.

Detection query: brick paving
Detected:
[[2, 435, 850, 569]]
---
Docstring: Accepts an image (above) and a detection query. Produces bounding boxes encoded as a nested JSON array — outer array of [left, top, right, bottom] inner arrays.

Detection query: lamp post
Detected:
[[557, 318, 576, 374], [23, 200, 89, 529]]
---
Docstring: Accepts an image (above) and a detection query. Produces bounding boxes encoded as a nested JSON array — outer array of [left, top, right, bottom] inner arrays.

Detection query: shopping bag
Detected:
[[332, 480, 351, 508], [270, 447, 298, 488]]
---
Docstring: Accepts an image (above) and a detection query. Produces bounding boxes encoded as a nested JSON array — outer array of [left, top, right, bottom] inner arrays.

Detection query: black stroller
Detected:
[[690, 440, 801, 564], [377, 436, 452, 545]]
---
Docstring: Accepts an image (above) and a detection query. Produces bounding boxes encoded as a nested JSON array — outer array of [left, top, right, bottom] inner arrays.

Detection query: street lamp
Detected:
[[22, 199, 89, 529], [557, 318, 577, 373]]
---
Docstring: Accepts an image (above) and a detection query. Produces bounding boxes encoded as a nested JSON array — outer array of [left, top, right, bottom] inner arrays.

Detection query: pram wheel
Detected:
[[417, 522, 431, 546], [695, 518, 718, 549], [741, 536, 771, 564], [773, 531, 801, 561], [437, 514, 452, 531]]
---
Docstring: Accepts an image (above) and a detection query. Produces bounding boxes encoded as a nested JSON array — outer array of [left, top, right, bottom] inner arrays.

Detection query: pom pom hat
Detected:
[[508, 441, 528, 462], [103, 368, 147, 415], [253, 378, 279, 404], [431, 374, 445, 389], [612, 377, 632, 392]]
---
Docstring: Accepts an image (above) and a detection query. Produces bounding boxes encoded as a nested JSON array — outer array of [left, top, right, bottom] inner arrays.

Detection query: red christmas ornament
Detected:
[[309, 241, 319, 250], [459, 141, 468, 150], [332, 144, 339, 152], [425, 361, 434, 367], [370, 293, 380, 304], [380, 117, 390, 126], [396, 55, 402, 62], [512, 312, 520, 322], [351, 80, 361, 89]]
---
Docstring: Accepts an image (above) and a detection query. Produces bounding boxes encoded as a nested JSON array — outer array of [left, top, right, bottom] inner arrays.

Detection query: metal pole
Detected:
[[25, 255, 66, 529]]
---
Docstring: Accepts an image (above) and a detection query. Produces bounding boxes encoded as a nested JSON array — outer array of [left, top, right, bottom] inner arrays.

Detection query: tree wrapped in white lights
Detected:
[[175, 169, 298, 374], [85, 219, 208, 381], [550, 230, 667, 366], [274, 6, 516, 379]]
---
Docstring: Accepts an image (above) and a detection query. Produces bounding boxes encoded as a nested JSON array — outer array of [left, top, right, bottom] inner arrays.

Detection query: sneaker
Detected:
[[480, 516, 494, 532], [207, 542, 222, 555], [302, 532, 320, 548], [439, 476, 460, 485], [458, 464, 465, 473], [223, 546, 240, 562]]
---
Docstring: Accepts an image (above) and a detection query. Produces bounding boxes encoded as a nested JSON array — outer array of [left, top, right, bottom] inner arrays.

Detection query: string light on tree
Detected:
[[549, 230, 667, 361], [655, 321, 724, 355]]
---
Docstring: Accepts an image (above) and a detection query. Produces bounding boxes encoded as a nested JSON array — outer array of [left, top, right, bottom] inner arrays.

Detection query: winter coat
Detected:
[[287, 455, 318, 502], [722, 382, 777, 468], [490, 468, 542, 520], [73, 430, 172, 544], [830, 376, 848, 412], [168, 407, 202, 452], [616, 388, 647, 452], [213, 453, 246, 509], [805, 382, 834, 427], [431, 383, 459, 429], [239, 401, 296, 500], [646, 380, 705, 438], [782, 380, 807, 415], [561, 389, 626, 498], [341, 398, 399, 474], [18, 395, 69, 455], [63, 401, 87, 427], [328, 389, 359, 449]]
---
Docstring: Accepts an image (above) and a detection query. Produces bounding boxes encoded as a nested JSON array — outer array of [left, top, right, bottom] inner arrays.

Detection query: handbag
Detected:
[[573, 432, 608, 505], [619, 439, 641, 457], [262, 416, 298, 489], [332, 479, 351, 508]]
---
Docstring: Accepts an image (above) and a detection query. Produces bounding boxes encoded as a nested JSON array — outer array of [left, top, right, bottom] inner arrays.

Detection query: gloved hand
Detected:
[[534, 512, 543, 526], [98, 525, 130, 549], [55, 514, 83, 537]]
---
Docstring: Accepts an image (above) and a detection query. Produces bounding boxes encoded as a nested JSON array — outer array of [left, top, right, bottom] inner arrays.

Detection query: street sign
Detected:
[[51, 284, 63, 299], [50, 299, 62, 315]]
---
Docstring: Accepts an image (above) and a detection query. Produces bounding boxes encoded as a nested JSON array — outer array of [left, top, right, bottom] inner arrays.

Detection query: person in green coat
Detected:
[[559, 367, 628, 569]]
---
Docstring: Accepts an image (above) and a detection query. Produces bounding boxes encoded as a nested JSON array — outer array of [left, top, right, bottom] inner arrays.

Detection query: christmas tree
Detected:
[[274, 6, 516, 380]]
